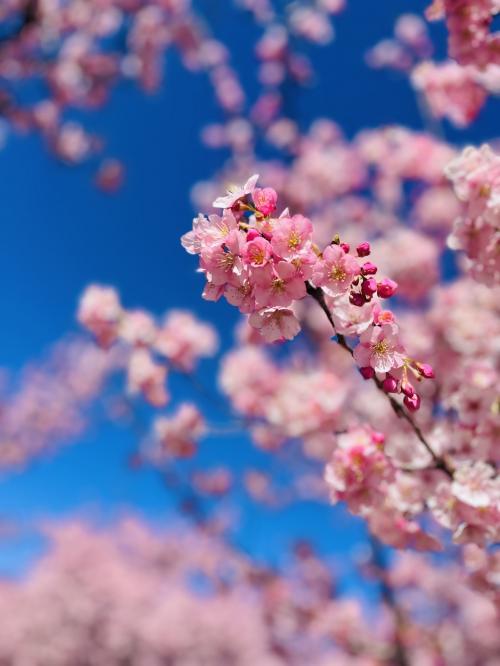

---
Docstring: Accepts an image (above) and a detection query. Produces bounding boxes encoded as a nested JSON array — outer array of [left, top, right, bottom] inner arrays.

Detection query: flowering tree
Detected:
[[0, 1, 499, 664], [0, 520, 497, 665]]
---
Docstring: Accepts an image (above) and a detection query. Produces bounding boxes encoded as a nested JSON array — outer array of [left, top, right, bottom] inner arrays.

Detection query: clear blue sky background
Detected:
[[0, 0, 495, 590]]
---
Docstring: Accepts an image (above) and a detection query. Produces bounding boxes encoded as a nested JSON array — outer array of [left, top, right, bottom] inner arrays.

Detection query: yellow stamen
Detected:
[[288, 231, 301, 250], [329, 265, 346, 282], [372, 340, 390, 356]]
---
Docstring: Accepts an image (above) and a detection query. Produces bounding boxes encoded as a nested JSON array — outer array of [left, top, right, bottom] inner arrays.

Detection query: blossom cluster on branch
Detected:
[[183, 176, 435, 412], [1, 3, 500, 662]]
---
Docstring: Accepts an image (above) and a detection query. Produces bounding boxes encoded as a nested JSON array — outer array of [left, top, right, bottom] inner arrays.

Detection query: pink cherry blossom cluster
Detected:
[[325, 427, 443, 550], [219, 345, 348, 460], [386, 551, 500, 664], [0, 0, 246, 179], [0, 0, 350, 183], [185, 175, 435, 411], [411, 61, 488, 127], [366, 13, 433, 72], [324, 422, 500, 548], [78, 284, 218, 406], [431, 0, 500, 69], [369, 11, 500, 129], [147, 403, 207, 462], [445, 145, 500, 284], [0, 337, 120, 469]]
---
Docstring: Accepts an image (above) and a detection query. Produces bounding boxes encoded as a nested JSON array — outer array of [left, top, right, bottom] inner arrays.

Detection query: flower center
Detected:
[[372, 340, 390, 356], [329, 265, 346, 282], [288, 231, 301, 250], [251, 248, 265, 264], [239, 282, 251, 296], [217, 223, 229, 237], [218, 252, 235, 270], [272, 277, 286, 292]]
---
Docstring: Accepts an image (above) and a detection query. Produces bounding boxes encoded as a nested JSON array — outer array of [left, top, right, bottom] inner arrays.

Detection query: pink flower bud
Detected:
[[349, 292, 365, 307], [377, 278, 398, 299], [362, 277, 377, 297], [356, 242, 371, 257], [373, 307, 396, 325], [383, 375, 398, 392], [360, 366, 375, 379], [340, 242, 350, 253], [404, 393, 421, 411], [252, 187, 278, 216], [417, 363, 435, 379], [371, 431, 385, 445], [246, 229, 260, 241], [361, 261, 377, 275], [401, 381, 415, 397]]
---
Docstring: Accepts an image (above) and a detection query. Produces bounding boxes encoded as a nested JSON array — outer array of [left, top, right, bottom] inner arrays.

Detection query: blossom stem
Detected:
[[306, 282, 454, 479]]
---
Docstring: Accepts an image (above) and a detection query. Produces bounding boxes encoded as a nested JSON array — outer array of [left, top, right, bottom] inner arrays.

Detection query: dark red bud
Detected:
[[404, 393, 421, 411], [356, 242, 371, 257], [361, 261, 378, 275], [360, 367, 375, 380]]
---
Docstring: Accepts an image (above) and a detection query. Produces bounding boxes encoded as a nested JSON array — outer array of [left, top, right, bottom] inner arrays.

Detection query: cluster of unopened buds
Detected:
[[183, 175, 435, 411], [339, 239, 398, 306], [357, 350, 435, 412]]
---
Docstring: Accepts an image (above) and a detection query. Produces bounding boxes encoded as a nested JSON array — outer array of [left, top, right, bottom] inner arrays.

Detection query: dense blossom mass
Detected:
[[0, 520, 497, 666]]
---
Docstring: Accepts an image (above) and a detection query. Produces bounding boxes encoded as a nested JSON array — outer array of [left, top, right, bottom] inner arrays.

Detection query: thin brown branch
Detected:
[[306, 282, 454, 479]]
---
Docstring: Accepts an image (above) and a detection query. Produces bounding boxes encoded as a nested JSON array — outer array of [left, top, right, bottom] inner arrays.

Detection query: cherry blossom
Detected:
[[212, 174, 259, 209], [148, 403, 206, 461], [353, 324, 405, 374], [311, 244, 361, 297], [248, 307, 301, 342]]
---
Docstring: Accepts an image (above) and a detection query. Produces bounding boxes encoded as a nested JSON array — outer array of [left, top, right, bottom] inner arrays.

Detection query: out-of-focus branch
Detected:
[[369, 536, 410, 666], [0, 1, 38, 43]]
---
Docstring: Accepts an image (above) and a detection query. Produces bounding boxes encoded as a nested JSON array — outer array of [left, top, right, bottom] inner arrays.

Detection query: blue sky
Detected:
[[0, 0, 496, 585]]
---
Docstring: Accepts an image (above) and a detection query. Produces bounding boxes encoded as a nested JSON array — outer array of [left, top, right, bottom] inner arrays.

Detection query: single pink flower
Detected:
[[212, 174, 259, 209], [181, 212, 239, 256], [451, 462, 498, 508], [312, 244, 361, 297], [253, 261, 307, 308], [77, 285, 122, 348], [356, 242, 371, 257], [242, 236, 272, 267], [270, 214, 313, 260], [224, 269, 256, 313], [353, 324, 406, 373], [200, 229, 245, 285], [154, 310, 218, 371], [330, 294, 374, 335], [252, 187, 278, 216], [249, 307, 301, 342], [151, 404, 206, 459]]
